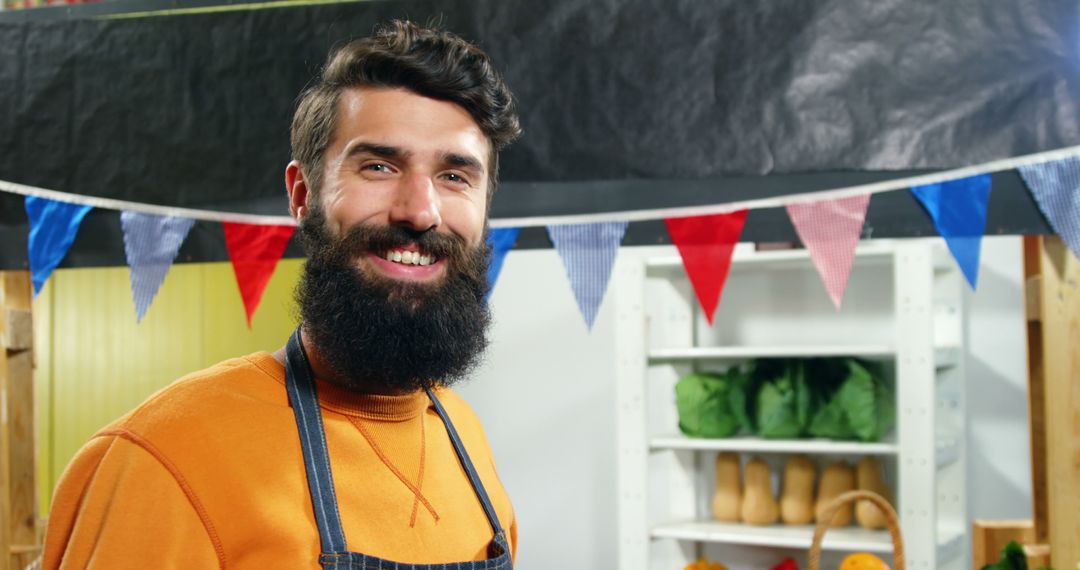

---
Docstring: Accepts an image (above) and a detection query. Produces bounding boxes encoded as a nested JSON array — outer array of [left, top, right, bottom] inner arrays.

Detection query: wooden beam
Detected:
[[0, 273, 32, 357], [1025, 236, 1080, 569], [0, 271, 35, 570], [1038, 237, 1080, 569], [2, 351, 34, 570], [1022, 236, 1049, 545]]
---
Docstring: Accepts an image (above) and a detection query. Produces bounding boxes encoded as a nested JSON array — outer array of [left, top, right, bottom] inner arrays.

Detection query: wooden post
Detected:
[[1022, 237, 1050, 546], [1024, 236, 1080, 569], [0, 271, 36, 570]]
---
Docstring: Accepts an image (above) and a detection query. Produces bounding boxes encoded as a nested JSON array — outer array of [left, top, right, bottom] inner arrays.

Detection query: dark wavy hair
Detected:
[[290, 20, 522, 197]]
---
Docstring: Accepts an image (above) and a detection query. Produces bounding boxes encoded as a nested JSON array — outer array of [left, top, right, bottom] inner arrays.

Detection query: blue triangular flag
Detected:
[[1017, 156, 1080, 262], [121, 212, 196, 322], [547, 221, 628, 329], [910, 174, 992, 288], [485, 227, 520, 299], [25, 196, 93, 296]]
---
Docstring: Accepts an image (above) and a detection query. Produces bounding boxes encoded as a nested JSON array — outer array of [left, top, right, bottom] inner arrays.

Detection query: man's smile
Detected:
[[365, 246, 447, 281]]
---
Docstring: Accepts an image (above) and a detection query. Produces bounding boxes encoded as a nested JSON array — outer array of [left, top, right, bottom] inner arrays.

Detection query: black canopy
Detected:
[[0, 0, 1073, 267]]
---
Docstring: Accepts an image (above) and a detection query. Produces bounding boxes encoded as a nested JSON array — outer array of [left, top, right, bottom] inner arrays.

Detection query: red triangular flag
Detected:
[[785, 194, 871, 309], [664, 210, 748, 325], [223, 222, 296, 327]]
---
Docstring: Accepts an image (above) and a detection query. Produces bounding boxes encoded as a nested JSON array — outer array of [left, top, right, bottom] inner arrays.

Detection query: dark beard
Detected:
[[295, 208, 492, 394]]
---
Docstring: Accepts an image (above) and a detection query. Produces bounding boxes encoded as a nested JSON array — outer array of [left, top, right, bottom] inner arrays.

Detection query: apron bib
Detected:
[[284, 329, 513, 570]]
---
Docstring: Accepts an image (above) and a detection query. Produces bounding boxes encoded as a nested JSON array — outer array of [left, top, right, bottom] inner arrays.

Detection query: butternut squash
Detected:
[[711, 452, 742, 522], [740, 457, 779, 525], [814, 460, 855, 527], [855, 457, 891, 529], [779, 455, 816, 524]]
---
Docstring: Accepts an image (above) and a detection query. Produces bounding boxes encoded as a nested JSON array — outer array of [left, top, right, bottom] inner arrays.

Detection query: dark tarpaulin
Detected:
[[0, 0, 1075, 267]]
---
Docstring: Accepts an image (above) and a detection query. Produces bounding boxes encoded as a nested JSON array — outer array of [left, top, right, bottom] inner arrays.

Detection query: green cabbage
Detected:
[[675, 372, 739, 438], [676, 358, 894, 442], [752, 359, 813, 439], [807, 359, 895, 442]]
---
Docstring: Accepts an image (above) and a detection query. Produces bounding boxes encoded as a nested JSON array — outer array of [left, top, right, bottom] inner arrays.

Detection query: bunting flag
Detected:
[[1017, 156, 1080, 261], [547, 221, 628, 329], [223, 222, 296, 327], [910, 174, 992, 288], [25, 196, 94, 296], [664, 211, 748, 325], [786, 194, 871, 310], [485, 227, 520, 299], [121, 212, 196, 322]]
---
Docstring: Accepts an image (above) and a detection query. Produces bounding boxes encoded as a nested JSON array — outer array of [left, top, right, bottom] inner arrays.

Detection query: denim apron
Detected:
[[284, 330, 514, 570]]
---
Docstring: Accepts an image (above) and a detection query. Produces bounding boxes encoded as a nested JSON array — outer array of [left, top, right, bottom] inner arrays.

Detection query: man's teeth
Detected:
[[385, 250, 434, 266]]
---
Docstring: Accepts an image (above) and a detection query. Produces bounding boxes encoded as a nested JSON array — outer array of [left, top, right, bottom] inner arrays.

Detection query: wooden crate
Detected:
[[971, 520, 1050, 569]]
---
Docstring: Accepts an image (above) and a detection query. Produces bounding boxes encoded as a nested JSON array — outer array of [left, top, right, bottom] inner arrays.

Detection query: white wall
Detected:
[[964, 236, 1033, 520], [457, 247, 631, 569], [459, 237, 1032, 568]]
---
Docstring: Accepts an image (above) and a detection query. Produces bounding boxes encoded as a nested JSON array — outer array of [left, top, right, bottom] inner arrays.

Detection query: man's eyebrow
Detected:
[[345, 142, 409, 160], [443, 152, 484, 173]]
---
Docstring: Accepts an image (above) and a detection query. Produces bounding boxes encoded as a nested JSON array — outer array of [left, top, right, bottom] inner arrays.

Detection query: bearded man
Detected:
[[42, 21, 521, 569]]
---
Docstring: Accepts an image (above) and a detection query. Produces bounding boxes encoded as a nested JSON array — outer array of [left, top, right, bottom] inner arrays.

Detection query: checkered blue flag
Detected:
[[121, 212, 195, 322], [547, 221, 628, 330], [1018, 156, 1080, 262]]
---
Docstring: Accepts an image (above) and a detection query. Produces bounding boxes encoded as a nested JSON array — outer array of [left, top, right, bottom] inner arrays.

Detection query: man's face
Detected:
[[314, 86, 491, 282], [289, 87, 495, 393]]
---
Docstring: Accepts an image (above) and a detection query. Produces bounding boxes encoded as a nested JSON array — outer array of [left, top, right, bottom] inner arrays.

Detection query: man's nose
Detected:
[[389, 173, 441, 232]]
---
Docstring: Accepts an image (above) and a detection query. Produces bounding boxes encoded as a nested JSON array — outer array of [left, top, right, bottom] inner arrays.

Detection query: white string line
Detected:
[[490, 144, 1080, 228], [2, 143, 1077, 229], [0, 179, 297, 226]]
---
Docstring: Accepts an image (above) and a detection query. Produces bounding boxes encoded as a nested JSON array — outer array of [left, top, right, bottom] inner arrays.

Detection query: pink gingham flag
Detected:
[[785, 194, 871, 309]]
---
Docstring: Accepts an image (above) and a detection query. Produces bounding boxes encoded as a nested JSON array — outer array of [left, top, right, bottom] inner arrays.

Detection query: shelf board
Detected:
[[647, 345, 959, 368], [648, 345, 896, 361], [653, 521, 965, 560], [650, 434, 898, 455], [651, 521, 893, 552]]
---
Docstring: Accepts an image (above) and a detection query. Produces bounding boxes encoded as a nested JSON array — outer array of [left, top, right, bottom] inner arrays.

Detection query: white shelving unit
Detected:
[[614, 240, 968, 570]]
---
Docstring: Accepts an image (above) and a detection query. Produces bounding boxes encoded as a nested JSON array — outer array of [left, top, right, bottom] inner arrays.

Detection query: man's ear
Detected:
[[285, 160, 310, 221]]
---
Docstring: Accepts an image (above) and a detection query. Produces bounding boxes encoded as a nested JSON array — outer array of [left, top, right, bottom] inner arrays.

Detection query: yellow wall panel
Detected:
[[199, 259, 302, 365], [33, 279, 53, 518], [35, 259, 303, 511]]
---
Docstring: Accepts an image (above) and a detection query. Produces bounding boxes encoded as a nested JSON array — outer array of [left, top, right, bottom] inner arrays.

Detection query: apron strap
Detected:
[[285, 328, 349, 555], [426, 388, 506, 538]]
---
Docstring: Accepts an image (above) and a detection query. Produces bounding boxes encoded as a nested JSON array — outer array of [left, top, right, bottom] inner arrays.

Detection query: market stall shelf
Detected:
[[614, 240, 968, 570], [648, 435, 899, 456]]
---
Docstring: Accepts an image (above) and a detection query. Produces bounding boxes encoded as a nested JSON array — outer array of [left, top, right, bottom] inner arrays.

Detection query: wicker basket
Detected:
[[807, 490, 905, 570]]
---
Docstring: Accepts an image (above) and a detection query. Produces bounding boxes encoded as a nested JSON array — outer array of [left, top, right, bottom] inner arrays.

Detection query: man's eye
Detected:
[[443, 173, 469, 185], [364, 164, 391, 173]]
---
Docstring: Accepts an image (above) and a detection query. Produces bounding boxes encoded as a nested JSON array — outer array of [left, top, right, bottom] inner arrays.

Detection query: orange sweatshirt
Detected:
[[42, 352, 516, 569]]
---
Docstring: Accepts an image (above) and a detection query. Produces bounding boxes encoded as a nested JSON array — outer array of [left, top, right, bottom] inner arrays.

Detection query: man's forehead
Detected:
[[334, 87, 492, 169]]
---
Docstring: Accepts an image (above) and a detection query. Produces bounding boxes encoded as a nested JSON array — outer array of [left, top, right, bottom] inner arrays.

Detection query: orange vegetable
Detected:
[[711, 452, 742, 521], [741, 457, 780, 525], [855, 457, 890, 529], [682, 559, 728, 570], [839, 553, 890, 570], [815, 461, 855, 527]]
